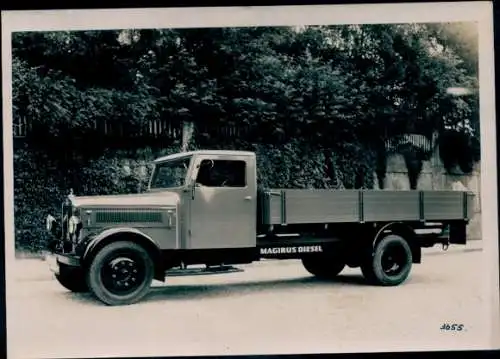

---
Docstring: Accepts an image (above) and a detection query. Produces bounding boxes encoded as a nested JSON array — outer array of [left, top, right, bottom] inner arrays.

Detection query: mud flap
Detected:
[[449, 221, 467, 245]]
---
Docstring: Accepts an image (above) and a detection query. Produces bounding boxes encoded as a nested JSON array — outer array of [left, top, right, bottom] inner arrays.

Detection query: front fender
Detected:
[[79, 227, 162, 273]]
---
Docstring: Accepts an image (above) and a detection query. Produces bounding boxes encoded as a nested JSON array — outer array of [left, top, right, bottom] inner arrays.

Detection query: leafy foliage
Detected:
[[13, 145, 158, 253], [12, 25, 479, 146]]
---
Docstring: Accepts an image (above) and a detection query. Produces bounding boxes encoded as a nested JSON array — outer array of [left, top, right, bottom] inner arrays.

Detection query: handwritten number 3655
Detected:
[[440, 324, 464, 331]]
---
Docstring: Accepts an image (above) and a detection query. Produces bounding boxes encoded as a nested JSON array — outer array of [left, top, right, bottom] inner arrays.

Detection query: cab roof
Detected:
[[153, 150, 256, 163]]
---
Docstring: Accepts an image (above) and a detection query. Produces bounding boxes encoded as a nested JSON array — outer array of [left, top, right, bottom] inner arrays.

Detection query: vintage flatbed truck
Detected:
[[45, 150, 475, 306]]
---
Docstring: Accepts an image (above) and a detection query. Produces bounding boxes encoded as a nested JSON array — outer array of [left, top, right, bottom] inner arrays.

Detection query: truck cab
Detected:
[[46, 150, 261, 305], [149, 150, 258, 250]]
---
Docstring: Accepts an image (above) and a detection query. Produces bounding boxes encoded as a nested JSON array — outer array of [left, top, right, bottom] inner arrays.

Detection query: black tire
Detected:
[[361, 234, 413, 286], [54, 263, 89, 293], [86, 241, 154, 306], [302, 253, 346, 280]]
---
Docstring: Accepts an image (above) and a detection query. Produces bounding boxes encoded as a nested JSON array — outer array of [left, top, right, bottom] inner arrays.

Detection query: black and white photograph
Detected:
[[2, 2, 499, 358]]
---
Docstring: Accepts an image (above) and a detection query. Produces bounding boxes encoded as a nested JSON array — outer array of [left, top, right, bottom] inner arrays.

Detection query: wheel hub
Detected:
[[381, 245, 406, 275], [103, 256, 142, 293]]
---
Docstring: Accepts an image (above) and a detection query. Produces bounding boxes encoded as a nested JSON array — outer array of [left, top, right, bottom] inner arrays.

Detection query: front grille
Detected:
[[95, 210, 163, 223]]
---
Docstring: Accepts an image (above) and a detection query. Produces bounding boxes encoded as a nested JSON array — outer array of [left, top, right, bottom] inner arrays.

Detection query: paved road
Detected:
[[6, 243, 493, 358]]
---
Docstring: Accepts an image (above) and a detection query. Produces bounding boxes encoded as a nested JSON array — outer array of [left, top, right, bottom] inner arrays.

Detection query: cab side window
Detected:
[[196, 159, 246, 187]]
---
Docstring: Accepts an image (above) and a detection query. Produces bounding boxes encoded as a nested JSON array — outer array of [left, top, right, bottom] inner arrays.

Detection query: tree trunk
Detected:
[[181, 121, 194, 152]]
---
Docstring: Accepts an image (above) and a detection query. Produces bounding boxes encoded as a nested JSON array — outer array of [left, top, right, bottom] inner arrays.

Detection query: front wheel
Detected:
[[361, 234, 413, 286], [86, 241, 154, 306], [55, 263, 89, 293]]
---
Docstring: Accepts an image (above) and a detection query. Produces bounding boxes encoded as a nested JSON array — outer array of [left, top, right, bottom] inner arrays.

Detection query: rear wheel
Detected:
[[361, 234, 413, 286], [55, 263, 88, 293], [86, 241, 154, 306], [302, 253, 346, 280]]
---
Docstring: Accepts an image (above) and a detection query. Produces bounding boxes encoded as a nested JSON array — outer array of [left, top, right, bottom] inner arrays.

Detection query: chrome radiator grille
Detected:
[[95, 209, 163, 224]]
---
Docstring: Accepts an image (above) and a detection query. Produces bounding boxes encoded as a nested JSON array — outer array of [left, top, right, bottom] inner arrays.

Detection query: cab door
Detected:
[[187, 154, 256, 250]]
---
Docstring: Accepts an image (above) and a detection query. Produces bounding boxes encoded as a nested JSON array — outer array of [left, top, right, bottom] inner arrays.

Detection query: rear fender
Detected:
[[81, 227, 164, 281], [372, 222, 421, 264]]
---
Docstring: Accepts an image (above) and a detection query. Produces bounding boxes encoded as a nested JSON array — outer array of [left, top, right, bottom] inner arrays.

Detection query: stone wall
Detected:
[[374, 148, 482, 240]]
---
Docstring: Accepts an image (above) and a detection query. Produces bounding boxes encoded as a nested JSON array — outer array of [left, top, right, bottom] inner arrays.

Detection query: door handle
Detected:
[[244, 196, 252, 201]]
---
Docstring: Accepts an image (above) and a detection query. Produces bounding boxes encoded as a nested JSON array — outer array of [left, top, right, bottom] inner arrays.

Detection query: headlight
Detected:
[[68, 215, 81, 235], [67, 206, 82, 242]]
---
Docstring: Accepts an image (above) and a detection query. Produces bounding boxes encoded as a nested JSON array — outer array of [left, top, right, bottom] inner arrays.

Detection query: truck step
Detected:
[[165, 265, 244, 277]]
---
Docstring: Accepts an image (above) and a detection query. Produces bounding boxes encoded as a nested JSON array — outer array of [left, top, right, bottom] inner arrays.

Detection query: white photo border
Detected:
[[2, 1, 498, 356]]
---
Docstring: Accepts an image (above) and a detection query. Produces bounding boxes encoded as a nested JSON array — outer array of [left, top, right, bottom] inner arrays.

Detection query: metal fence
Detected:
[[13, 117, 184, 140], [13, 116, 30, 138], [385, 134, 434, 153], [12, 117, 437, 154], [13, 117, 256, 142]]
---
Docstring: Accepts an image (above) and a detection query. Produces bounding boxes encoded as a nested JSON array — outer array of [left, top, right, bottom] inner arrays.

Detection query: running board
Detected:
[[165, 265, 244, 277]]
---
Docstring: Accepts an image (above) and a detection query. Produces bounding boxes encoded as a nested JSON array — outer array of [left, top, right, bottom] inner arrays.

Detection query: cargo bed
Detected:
[[259, 189, 475, 225]]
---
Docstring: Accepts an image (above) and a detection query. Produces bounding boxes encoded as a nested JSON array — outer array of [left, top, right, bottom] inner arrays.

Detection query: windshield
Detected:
[[150, 156, 192, 189]]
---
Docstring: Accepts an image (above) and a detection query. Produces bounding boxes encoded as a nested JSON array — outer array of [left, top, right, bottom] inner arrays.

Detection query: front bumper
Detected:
[[46, 254, 59, 275], [46, 253, 81, 275]]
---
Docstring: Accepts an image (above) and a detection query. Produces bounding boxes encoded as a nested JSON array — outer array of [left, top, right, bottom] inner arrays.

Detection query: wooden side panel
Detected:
[[363, 191, 420, 222], [260, 189, 472, 225], [268, 193, 282, 224], [466, 192, 476, 220], [423, 191, 465, 220], [267, 189, 359, 224]]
